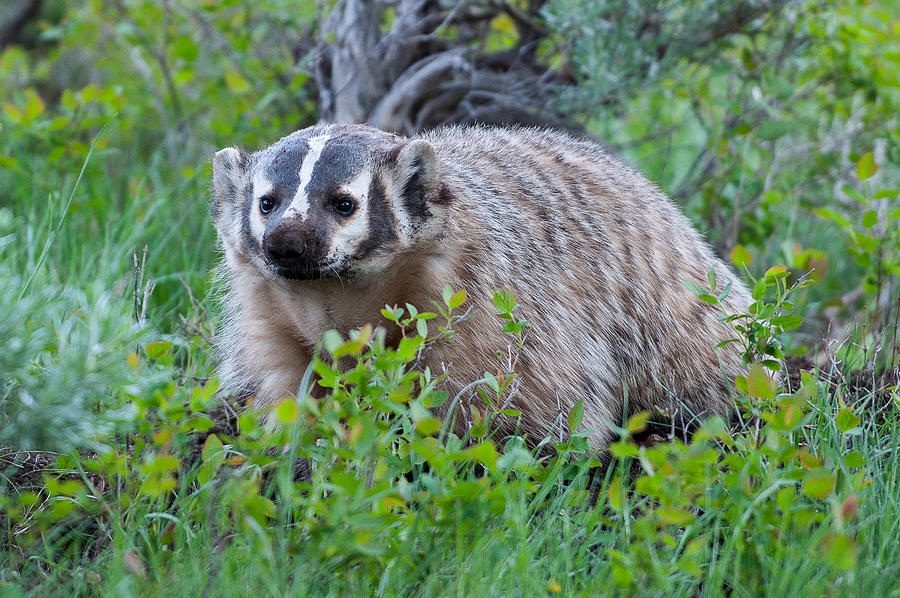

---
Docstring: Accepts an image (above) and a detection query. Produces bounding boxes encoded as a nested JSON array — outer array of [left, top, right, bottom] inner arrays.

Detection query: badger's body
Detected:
[[211, 124, 752, 449]]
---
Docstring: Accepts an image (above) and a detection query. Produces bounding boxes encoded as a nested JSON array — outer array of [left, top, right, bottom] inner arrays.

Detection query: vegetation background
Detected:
[[1, 0, 898, 595]]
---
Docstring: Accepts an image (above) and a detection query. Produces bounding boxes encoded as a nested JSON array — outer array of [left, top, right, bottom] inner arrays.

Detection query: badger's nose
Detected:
[[263, 225, 307, 267], [262, 221, 328, 280]]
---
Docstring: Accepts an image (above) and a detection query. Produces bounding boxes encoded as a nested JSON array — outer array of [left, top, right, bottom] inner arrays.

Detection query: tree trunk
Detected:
[[315, 0, 580, 136]]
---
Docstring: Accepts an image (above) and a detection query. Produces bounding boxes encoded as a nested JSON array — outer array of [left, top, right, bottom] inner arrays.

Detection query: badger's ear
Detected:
[[390, 139, 444, 218], [211, 146, 248, 221]]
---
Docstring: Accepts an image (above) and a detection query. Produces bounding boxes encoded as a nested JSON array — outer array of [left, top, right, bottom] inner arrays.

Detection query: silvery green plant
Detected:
[[0, 208, 150, 452]]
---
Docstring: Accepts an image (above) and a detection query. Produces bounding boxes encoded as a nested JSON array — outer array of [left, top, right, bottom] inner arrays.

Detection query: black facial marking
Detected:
[[437, 182, 453, 205], [306, 136, 368, 199], [241, 180, 261, 256], [264, 137, 309, 203], [384, 141, 407, 164], [355, 177, 398, 259]]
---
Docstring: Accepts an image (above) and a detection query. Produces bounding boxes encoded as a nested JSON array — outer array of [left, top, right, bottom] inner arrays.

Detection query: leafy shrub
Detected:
[[2, 285, 887, 595], [815, 153, 900, 367]]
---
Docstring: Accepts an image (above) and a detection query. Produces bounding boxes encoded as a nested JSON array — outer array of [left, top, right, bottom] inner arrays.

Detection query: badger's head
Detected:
[[211, 125, 448, 281]]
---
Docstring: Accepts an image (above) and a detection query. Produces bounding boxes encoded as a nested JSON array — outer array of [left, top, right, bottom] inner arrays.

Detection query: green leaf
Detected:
[[173, 37, 199, 62], [752, 278, 767, 300], [861, 210, 878, 228], [756, 120, 790, 140], [821, 534, 857, 570], [424, 390, 449, 408], [322, 330, 343, 354], [730, 244, 752, 268], [186, 416, 216, 432], [840, 184, 867, 204], [610, 560, 633, 587], [857, 152, 878, 181], [771, 315, 802, 330], [802, 471, 837, 499], [2, 102, 22, 124], [24, 89, 45, 120], [396, 335, 423, 360], [333, 339, 363, 358], [844, 451, 866, 468], [717, 281, 733, 302], [238, 413, 261, 435], [626, 411, 650, 434], [762, 190, 783, 205], [48, 115, 68, 131], [659, 507, 694, 525], [492, 288, 515, 313], [449, 289, 467, 310], [873, 189, 899, 199], [682, 278, 707, 297], [609, 440, 639, 458], [483, 371, 500, 394], [747, 363, 776, 400], [813, 207, 851, 228], [224, 69, 250, 93], [275, 398, 299, 424], [199, 434, 224, 485], [568, 398, 584, 432], [607, 475, 624, 510], [503, 321, 524, 334], [146, 341, 173, 359], [764, 265, 788, 279], [415, 417, 442, 436], [467, 440, 497, 468], [487, 14, 519, 51], [835, 408, 861, 433]]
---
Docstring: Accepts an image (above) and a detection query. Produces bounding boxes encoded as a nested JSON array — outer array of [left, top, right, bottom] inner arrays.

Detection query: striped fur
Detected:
[[211, 124, 754, 449]]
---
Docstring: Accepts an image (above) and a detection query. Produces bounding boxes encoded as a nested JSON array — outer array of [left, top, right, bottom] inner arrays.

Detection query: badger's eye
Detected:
[[259, 195, 278, 215], [331, 196, 357, 217]]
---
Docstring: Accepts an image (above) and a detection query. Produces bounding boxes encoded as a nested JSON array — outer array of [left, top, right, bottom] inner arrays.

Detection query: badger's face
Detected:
[[211, 125, 448, 281]]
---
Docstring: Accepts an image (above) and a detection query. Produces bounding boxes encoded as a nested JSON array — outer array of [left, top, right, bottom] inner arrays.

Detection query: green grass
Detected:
[[4, 364, 899, 596]]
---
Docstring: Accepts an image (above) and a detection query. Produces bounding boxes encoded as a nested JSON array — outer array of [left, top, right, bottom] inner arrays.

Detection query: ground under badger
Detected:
[[211, 123, 753, 449]]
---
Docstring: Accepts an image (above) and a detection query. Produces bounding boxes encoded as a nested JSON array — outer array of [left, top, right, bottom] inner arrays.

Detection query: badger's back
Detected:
[[419, 127, 751, 446]]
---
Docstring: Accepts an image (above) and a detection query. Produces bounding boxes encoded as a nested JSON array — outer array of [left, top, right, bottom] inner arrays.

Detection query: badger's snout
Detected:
[[262, 221, 326, 279]]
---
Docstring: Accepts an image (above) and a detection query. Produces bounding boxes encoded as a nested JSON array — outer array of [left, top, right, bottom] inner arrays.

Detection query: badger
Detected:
[[210, 123, 753, 449]]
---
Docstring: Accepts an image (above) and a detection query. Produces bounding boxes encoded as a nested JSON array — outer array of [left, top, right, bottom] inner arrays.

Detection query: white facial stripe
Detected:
[[249, 170, 273, 243], [340, 169, 372, 202], [328, 170, 372, 262], [385, 175, 413, 244], [284, 134, 331, 220]]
